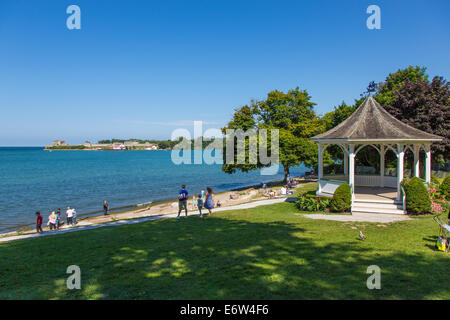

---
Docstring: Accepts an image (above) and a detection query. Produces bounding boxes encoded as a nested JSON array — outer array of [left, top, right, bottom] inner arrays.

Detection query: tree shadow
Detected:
[[1, 215, 449, 299]]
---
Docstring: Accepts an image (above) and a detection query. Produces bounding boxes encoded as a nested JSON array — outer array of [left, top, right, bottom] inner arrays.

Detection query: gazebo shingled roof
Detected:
[[311, 96, 441, 141]]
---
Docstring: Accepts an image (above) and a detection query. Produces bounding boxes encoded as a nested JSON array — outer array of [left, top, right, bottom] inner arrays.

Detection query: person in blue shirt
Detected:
[[197, 194, 204, 218], [177, 185, 189, 218]]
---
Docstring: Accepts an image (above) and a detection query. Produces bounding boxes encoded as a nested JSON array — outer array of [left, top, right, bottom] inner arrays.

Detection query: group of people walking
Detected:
[[178, 185, 215, 218], [34, 184, 215, 234], [35, 207, 78, 233]]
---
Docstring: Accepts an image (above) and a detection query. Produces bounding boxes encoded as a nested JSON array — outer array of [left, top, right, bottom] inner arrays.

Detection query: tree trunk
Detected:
[[283, 165, 290, 183]]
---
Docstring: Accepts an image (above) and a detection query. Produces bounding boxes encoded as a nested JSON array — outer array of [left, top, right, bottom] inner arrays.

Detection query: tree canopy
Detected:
[[322, 66, 449, 164], [381, 75, 449, 162], [222, 87, 320, 182], [222, 66, 448, 183]]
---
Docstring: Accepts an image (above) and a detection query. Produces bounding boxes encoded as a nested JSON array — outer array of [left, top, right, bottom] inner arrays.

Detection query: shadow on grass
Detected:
[[0, 215, 448, 299]]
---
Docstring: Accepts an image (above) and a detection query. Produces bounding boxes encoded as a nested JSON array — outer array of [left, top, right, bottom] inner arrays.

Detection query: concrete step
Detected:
[[353, 202, 403, 210], [354, 198, 402, 205], [351, 207, 405, 215]]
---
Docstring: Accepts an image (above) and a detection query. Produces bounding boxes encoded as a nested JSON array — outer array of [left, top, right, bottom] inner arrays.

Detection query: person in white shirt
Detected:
[[66, 207, 74, 226], [280, 186, 287, 195], [47, 211, 57, 230]]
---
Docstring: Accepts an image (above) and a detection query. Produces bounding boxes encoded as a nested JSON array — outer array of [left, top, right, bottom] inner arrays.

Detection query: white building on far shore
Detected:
[[112, 143, 126, 150]]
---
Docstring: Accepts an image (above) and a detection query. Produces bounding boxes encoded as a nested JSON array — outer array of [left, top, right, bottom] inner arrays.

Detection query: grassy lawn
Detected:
[[0, 200, 448, 300]]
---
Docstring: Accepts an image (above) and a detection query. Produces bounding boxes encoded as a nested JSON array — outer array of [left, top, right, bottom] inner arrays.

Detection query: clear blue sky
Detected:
[[0, 0, 449, 146]]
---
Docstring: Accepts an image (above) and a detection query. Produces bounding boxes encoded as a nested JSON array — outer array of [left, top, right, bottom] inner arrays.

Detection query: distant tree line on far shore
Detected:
[[97, 138, 224, 150]]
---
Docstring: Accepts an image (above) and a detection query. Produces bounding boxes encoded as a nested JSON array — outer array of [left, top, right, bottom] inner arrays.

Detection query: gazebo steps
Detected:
[[352, 206, 404, 214], [352, 201, 405, 215], [352, 209, 405, 215], [353, 201, 402, 210], [353, 198, 402, 205]]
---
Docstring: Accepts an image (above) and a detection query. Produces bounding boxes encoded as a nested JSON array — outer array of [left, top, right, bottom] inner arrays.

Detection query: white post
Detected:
[[318, 144, 323, 193], [425, 144, 431, 183], [348, 144, 355, 193], [344, 152, 348, 176], [413, 144, 420, 178], [397, 144, 404, 200], [380, 145, 385, 187]]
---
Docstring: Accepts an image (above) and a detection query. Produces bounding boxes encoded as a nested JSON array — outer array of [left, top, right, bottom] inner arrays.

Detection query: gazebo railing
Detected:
[[322, 174, 397, 188]]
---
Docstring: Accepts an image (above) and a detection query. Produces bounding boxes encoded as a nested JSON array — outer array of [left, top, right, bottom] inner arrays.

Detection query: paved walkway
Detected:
[[303, 211, 411, 223], [0, 198, 287, 243]]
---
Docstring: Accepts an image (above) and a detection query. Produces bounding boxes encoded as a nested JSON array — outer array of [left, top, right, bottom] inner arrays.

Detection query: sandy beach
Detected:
[[0, 179, 311, 242]]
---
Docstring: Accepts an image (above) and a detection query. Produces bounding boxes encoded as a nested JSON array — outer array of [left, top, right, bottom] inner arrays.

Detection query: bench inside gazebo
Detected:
[[310, 96, 442, 215]]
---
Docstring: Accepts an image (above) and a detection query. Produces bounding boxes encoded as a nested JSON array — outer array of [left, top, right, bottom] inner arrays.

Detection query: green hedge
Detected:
[[440, 174, 450, 198], [330, 184, 351, 212], [430, 173, 440, 186], [404, 177, 431, 215]]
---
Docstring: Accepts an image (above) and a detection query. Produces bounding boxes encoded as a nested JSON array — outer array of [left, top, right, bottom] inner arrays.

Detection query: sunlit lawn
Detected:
[[0, 200, 448, 299]]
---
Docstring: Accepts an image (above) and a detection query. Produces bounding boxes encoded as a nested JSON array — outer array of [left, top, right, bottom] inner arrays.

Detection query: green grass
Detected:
[[290, 182, 319, 198], [0, 201, 448, 300]]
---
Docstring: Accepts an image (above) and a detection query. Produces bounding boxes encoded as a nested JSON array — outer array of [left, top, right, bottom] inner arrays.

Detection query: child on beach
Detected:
[[197, 194, 204, 218], [47, 211, 57, 230], [103, 200, 109, 215], [56, 208, 61, 228], [204, 187, 214, 215], [35, 211, 43, 233], [192, 195, 197, 209], [72, 208, 77, 225]]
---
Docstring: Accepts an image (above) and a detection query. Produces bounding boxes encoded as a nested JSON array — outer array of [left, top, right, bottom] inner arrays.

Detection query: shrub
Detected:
[[440, 174, 450, 198], [330, 184, 351, 212], [430, 173, 440, 186], [296, 196, 330, 212], [404, 177, 431, 215]]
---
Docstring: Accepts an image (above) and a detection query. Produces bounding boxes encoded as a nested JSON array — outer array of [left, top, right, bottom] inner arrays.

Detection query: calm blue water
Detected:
[[0, 147, 308, 232]]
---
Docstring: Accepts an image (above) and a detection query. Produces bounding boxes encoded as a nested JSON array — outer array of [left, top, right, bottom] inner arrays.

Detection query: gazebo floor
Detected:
[[354, 186, 398, 202]]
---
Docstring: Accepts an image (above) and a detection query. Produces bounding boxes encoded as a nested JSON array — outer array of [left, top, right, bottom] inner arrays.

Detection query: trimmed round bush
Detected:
[[430, 173, 440, 187], [440, 174, 450, 198], [330, 184, 351, 212], [405, 177, 431, 215]]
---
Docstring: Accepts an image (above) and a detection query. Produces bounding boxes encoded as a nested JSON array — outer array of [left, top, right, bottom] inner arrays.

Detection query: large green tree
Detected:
[[222, 87, 320, 182], [373, 66, 449, 162], [321, 66, 449, 165]]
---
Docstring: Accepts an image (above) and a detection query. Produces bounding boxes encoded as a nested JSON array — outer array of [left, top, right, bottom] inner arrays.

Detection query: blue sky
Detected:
[[0, 0, 449, 146]]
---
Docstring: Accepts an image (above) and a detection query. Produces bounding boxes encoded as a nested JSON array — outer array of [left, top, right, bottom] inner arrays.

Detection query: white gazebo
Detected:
[[310, 96, 442, 213]]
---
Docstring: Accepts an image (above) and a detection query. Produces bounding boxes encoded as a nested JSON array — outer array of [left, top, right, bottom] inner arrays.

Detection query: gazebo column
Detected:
[[380, 145, 385, 187], [343, 153, 348, 176], [425, 144, 431, 183], [397, 144, 405, 200], [348, 144, 355, 193], [317, 144, 324, 193], [413, 144, 420, 178]]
